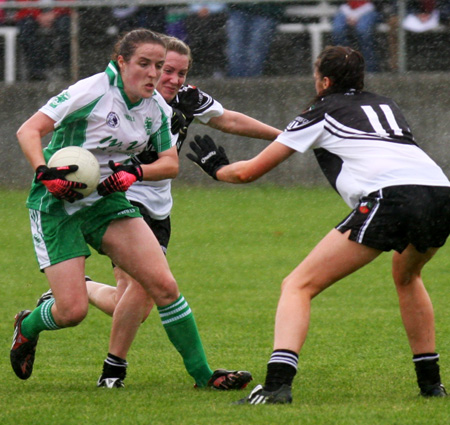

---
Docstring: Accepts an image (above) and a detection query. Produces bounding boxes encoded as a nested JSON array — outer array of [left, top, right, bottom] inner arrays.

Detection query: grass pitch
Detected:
[[0, 186, 448, 425]]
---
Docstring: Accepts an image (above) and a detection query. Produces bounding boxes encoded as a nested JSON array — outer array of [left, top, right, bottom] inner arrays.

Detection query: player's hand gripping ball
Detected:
[[97, 160, 143, 196], [186, 134, 229, 180], [45, 146, 101, 201]]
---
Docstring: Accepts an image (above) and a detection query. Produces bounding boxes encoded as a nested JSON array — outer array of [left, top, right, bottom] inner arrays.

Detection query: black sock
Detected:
[[101, 353, 128, 380], [264, 349, 298, 392], [413, 353, 441, 390]]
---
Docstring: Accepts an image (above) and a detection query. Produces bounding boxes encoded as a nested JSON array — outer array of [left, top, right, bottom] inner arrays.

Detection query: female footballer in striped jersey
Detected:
[[187, 45, 450, 404]]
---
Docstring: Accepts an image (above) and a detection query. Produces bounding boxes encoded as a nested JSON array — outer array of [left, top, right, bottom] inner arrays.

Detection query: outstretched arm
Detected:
[[208, 109, 282, 141], [216, 141, 295, 183], [187, 135, 295, 184]]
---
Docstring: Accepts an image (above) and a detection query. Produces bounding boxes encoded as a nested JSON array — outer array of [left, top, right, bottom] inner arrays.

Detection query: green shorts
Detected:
[[29, 192, 142, 270]]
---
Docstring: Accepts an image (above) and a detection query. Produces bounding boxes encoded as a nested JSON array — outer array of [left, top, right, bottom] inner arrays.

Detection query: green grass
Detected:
[[0, 186, 449, 425]]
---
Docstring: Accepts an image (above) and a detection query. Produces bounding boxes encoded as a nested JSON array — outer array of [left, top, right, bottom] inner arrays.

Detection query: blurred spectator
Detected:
[[403, 0, 441, 32], [165, 6, 188, 41], [381, 0, 448, 71], [185, 3, 228, 77], [14, 0, 72, 81], [0, 0, 7, 25], [78, 6, 115, 78], [112, 6, 166, 34], [332, 0, 380, 72], [226, 3, 284, 77], [441, 0, 450, 24]]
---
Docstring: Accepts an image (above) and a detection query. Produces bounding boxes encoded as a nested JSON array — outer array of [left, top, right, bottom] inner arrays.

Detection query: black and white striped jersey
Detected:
[[276, 89, 449, 208]]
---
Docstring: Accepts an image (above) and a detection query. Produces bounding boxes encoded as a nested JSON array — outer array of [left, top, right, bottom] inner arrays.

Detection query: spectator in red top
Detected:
[[0, 0, 7, 25], [332, 0, 380, 72], [14, 0, 72, 81]]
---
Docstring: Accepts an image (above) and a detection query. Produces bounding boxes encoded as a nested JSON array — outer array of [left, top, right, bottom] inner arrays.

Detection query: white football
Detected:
[[47, 146, 100, 197]]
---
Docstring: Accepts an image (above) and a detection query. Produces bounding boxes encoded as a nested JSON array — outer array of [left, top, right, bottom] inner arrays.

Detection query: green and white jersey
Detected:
[[27, 61, 173, 216]]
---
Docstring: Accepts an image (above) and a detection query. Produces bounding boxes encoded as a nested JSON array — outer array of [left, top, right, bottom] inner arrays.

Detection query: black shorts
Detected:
[[130, 201, 171, 254], [336, 185, 450, 253]]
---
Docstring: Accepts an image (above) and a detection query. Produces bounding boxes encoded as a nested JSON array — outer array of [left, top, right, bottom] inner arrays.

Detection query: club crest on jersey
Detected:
[[358, 201, 373, 214], [286, 116, 310, 131], [106, 112, 120, 128]]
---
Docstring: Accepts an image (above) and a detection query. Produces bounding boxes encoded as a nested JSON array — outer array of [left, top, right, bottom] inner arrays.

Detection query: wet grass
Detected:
[[1, 186, 448, 425]]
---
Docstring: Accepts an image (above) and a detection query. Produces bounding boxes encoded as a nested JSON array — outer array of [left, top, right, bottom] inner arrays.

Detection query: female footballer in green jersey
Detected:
[[11, 29, 248, 391], [81, 36, 280, 388]]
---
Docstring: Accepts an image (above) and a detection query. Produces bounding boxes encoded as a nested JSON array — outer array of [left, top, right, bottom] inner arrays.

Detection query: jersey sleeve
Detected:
[[192, 88, 224, 124], [39, 73, 108, 126], [176, 85, 224, 124], [275, 105, 326, 153]]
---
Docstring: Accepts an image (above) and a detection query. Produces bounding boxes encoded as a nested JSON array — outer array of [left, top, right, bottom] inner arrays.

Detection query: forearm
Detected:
[[209, 110, 282, 141], [140, 156, 178, 181], [215, 161, 254, 184]]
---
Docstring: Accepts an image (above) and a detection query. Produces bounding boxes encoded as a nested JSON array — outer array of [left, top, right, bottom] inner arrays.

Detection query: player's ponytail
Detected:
[[313, 45, 365, 102]]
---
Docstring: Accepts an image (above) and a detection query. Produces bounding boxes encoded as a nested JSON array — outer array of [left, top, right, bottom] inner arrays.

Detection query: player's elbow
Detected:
[[168, 162, 179, 179], [164, 155, 179, 179], [234, 167, 259, 183]]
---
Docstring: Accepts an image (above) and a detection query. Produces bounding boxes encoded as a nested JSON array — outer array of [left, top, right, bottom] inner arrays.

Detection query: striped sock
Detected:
[[21, 298, 60, 339], [158, 294, 213, 387], [101, 353, 128, 379], [413, 352, 441, 388], [264, 349, 298, 391]]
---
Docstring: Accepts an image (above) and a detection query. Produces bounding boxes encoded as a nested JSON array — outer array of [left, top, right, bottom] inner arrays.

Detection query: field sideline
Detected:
[[1, 186, 448, 425]]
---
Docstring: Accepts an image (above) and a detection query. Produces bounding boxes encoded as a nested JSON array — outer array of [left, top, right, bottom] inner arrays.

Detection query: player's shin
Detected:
[[158, 294, 213, 387]]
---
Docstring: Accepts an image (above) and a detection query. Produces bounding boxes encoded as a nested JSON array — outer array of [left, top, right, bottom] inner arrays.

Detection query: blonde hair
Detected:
[[161, 36, 193, 70]]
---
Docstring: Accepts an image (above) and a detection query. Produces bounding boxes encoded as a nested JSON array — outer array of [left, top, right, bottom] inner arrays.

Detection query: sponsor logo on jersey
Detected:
[[117, 208, 137, 216], [286, 116, 311, 131], [106, 112, 120, 128], [49, 91, 71, 108]]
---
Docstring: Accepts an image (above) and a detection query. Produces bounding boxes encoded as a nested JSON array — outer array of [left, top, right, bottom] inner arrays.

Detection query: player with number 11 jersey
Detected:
[[278, 89, 449, 208]]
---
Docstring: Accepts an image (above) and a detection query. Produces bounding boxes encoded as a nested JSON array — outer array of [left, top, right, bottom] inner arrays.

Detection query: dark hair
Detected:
[[162, 36, 193, 70], [315, 45, 365, 98], [111, 28, 166, 62]]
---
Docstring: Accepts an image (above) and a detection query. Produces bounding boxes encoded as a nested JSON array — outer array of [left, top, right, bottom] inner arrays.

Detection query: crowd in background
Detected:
[[0, 1, 449, 81]]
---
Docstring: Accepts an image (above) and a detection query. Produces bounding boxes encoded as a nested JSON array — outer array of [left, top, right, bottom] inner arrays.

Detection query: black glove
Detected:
[[171, 108, 189, 137], [176, 86, 201, 117], [133, 147, 158, 165], [186, 135, 229, 180], [97, 160, 143, 196], [35, 164, 87, 203]]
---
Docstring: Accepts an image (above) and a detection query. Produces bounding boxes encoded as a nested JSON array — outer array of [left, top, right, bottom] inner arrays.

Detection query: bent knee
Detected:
[[280, 275, 321, 299], [392, 268, 420, 287], [55, 303, 89, 327], [150, 275, 179, 306]]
